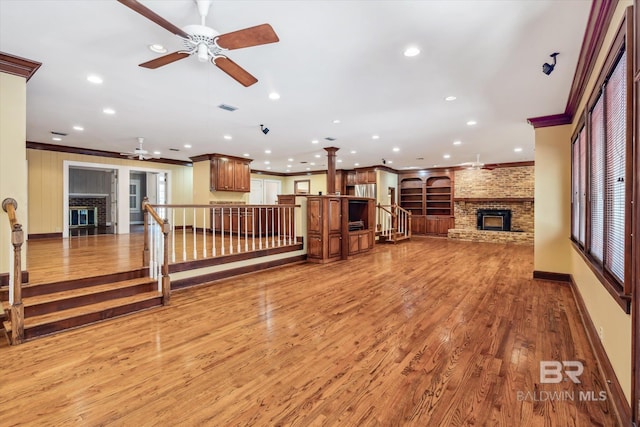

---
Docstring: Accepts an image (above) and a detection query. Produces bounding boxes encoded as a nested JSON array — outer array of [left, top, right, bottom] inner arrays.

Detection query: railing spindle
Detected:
[[244, 207, 248, 252], [271, 207, 275, 248], [251, 207, 256, 251], [171, 209, 176, 263], [182, 208, 186, 261], [237, 207, 241, 253], [211, 207, 216, 256], [228, 208, 233, 254], [277, 207, 282, 247], [203, 207, 207, 258], [259, 208, 263, 250], [192, 208, 197, 258]]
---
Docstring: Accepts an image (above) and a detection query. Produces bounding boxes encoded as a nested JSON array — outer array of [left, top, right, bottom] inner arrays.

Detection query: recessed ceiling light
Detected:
[[372, 135, 380, 140], [102, 108, 115, 115], [314, 154, 321, 158], [350, 150, 357, 154], [52, 137, 62, 141], [333, 119, 341, 124], [514, 147, 523, 152], [286, 164, 292, 168], [392, 147, 400, 152], [149, 44, 167, 54], [266, 166, 271, 170], [354, 162, 360, 166], [73, 125, 84, 131], [269, 92, 280, 100], [387, 160, 393, 164], [264, 161, 270, 165], [337, 159, 343, 163], [184, 144, 192, 148], [243, 153, 250, 157], [153, 151, 161, 155], [306, 167, 311, 171], [311, 139, 319, 144], [466, 120, 477, 126], [286, 169, 291, 172], [265, 149, 271, 154], [310, 162, 316, 166], [404, 46, 420, 57], [443, 154, 451, 159], [445, 96, 457, 101], [287, 158, 294, 162], [453, 140, 462, 145], [87, 74, 103, 84], [223, 135, 232, 140]]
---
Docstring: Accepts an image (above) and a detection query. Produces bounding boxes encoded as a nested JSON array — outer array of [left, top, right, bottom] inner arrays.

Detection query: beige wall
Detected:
[[376, 170, 398, 206], [0, 73, 28, 273], [534, 125, 572, 273], [27, 149, 192, 234], [533, 0, 633, 403]]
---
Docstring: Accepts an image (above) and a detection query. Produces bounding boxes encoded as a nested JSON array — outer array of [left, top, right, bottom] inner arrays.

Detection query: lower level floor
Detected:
[[0, 237, 619, 425]]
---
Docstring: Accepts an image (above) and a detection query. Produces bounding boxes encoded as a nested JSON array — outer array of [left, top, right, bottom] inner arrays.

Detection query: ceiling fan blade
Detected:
[[139, 51, 190, 69], [214, 56, 258, 87], [117, 0, 190, 39], [216, 24, 279, 50]]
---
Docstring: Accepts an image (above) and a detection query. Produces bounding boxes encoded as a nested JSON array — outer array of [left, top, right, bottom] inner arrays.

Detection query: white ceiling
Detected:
[[0, 0, 591, 173]]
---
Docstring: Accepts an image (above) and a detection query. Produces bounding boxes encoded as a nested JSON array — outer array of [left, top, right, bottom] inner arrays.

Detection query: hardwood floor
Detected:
[[1, 238, 619, 426], [24, 231, 297, 285]]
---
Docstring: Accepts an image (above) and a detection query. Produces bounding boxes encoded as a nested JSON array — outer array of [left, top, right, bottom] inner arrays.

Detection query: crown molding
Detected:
[[0, 52, 41, 81]]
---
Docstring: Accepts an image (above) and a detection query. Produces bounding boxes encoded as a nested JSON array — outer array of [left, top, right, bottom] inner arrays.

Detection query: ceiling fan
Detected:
[[117, 0, 279, 87], [459, 154, 487, 170], [120, 137, 154, 160]]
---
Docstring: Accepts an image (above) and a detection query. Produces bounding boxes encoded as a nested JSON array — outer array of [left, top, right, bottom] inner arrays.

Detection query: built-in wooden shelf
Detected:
[[454, 197, 534, 202]]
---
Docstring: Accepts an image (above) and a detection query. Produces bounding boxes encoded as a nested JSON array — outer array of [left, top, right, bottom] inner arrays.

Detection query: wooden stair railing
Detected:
[[376, 204, 412, 243], [2, 198, 24, 344], [142, 197, 171, 305]]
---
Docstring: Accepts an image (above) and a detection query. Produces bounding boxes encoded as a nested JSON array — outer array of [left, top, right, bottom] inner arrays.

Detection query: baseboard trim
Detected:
[[533, 270, 572, 284], [172, 255, 306, 291], [28, 232, 62, 240], [568, 275, 632, 426]]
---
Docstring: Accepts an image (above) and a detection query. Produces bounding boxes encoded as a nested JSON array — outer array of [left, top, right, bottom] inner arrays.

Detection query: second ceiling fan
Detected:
[[118, 0, 279, 87]]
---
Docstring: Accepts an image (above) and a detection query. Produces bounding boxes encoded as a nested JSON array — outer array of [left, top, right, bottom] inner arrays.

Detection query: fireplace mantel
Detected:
[[454, 197, 534, 203]]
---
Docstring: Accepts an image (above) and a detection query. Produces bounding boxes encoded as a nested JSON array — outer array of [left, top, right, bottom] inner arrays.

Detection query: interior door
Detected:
[[263, 179, 281, 205], [250, 179, 264, 204]]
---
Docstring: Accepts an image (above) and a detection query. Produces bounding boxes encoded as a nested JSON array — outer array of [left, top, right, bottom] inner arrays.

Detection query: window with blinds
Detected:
[[569, 33, 633, 310], [603, 51, 626, 283], [589, 95, 605, 263], [571, 128, 586, 247]]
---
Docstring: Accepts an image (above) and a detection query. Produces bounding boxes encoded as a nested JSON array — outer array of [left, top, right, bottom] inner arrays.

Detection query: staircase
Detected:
[[376, 204, 412, 244], [378, 229, 411, 244], [1, 269, 162, 343]]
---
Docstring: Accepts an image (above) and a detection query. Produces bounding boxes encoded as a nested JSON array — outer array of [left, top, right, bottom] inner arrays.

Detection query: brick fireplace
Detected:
[[447, 165, 534, 245]]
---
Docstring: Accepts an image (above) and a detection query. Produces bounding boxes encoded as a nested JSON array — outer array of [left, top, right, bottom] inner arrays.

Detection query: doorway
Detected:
[[68, 167, 116, 236]]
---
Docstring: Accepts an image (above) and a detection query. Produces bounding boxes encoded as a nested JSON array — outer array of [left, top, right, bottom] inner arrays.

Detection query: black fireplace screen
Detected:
[[477, 209, 511, 231]]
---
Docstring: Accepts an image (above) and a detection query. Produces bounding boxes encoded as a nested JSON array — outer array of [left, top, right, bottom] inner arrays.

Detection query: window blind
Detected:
[[571, 137, 580, 241], [578, 128, 586, 245], [603, 51, 626, 283], [590, 95, 604, 263]]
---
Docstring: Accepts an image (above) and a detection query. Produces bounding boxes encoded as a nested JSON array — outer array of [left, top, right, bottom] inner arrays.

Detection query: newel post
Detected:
[[10, 223, 24, 345], [161, 219, 171, 305], [142, 197, 150, 267], [408, 211, 412, 239]]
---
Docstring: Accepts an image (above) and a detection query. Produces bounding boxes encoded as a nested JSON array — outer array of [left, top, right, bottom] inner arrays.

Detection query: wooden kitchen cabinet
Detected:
[[209, 154, 252, 192]]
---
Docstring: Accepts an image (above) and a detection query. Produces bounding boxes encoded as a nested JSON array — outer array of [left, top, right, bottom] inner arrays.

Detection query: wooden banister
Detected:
[[2, 198, 24, 344], [142, 197, 171, 306]]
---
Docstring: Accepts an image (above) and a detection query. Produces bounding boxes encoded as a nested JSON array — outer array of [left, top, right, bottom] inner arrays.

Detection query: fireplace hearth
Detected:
[[477, 209, 511, 231]]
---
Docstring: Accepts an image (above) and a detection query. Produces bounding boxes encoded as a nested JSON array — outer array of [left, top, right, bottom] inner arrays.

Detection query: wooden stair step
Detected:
[[4, 292, 162, 341], [0, 268, 148, 300], [19, 278, 157, 317]]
